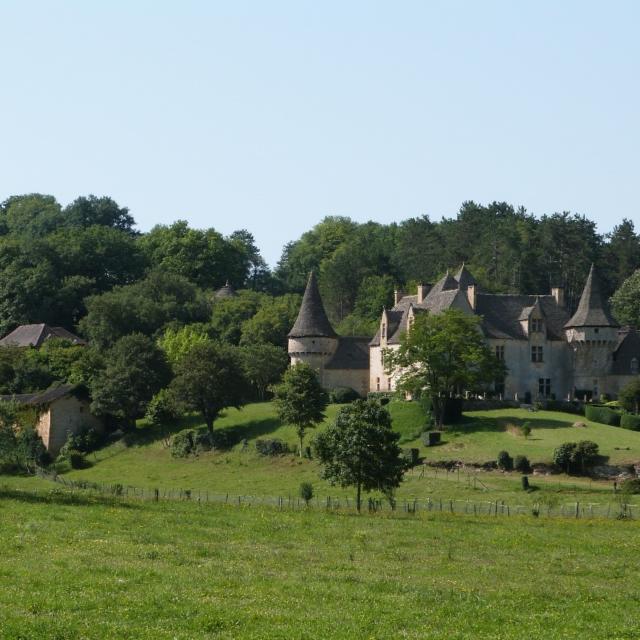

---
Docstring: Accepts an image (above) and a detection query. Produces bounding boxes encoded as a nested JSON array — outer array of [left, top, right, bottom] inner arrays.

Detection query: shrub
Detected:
[[584, 405, 620, 426], [521, 475, 530, 491], [514, 455, 531, 473], [171, 428, 197, 458], [553, 440, 600, 475], [16, 427, 50, 468], [299, 482, 313, 504], [553, 442, 576, 473], [145, 389, 181, 428], [63, 425, 103, 454], [621, 478, 640, 495], [401, 448, 420, 467], [328, 387, 360, 404], [67, 450, 85, 469], [520, 422, 532, 439], [497, 450, 513, 471], [255, 438, 290, 456], [620, 414, 640, 431]]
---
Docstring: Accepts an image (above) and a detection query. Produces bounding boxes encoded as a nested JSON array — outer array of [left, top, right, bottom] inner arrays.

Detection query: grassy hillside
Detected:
[[53, 401, 640, 509], [1, 483, 639, 639]]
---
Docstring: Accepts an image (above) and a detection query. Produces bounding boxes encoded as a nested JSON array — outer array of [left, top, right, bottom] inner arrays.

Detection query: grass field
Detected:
[[1, 481, 640, 639], [53, 401, 640, 508]]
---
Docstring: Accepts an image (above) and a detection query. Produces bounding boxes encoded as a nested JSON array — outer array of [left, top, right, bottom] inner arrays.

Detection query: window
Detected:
[[387, 378, 392, 390], [376, 377, 380, 391], [531, 346, 544, 363], [538, 378, 551, 397], [495, 345, 505, 361], [531, 318, 544, 333], [632, 358, 639, 375]]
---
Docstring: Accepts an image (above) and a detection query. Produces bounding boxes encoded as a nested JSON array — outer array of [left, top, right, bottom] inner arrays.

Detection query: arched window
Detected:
[[631, 358, 639, 375]]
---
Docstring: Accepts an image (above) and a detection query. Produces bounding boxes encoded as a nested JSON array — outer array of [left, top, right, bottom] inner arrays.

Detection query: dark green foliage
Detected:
[[621, 478, 640, 495], [553, 441, 600, 475], [328, 387, 360, 404], [272, 363, 328, 456], [314, 399, 405, 511], [521, 476, 530, 491], [239, 343, 289, 401], [611, 268, 640, 327], [170, 341, 246, 434], [584, 405, 621, 426], [299, 482, 314, 505], [255, 438, 290, 456], [521, 422, 532, 439], [0, 401, 49, 473], [401, 448, 420, 467], [618, 379, 640, 414], [514, 455, 531, 473], [67, 450, 85, 469], [145, 389, 181, 428], [239, 294, 301, 347], [61, 425, 103, 454], [90, 334, 172, 430], [620, 413, 640, 431], [497, 450, 513, 471], [171, 429, 198, 458]]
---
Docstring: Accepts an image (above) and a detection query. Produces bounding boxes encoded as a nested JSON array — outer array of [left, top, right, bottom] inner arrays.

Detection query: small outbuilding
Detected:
[[0, 324, 85, 348], [0, 385, 103, 456]]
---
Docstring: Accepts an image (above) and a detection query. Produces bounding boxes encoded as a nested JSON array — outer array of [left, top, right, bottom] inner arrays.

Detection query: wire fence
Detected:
[[24, 468, 637, 520]]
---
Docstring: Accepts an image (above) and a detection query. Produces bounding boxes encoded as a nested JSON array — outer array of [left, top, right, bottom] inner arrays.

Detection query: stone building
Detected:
[[290, 265, 640, 401], [0, 385, 103, 456], [0, 324, 85, 348]]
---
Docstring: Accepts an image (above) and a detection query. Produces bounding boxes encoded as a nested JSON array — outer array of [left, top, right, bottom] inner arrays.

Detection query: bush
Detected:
[[255, 438, 290, 456], [171, 428, 197, 458], [497, 450, 513, 471], [553, 440, 600, 475], [585, 405, 621, 426], [63, 425, 103, 454], [299, 482, 313, 504], [328, 387, 360, 404], [521, 422, 532, 439], [620, 414, 640, 431], [543, 400, 584, 415], [16, 427, 50, 468], [553, 442, 576, 473], [621, 478, 640, 495], [521, 475, 530, 491], [145, 389, 181, 428], [67, 450, 85, 469], [401, 448, 420, 467], [514, 455, 531, 473]]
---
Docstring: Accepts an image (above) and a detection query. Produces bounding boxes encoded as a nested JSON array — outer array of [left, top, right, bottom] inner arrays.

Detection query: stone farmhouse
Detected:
[[288, 266, 640, 402], [0, 385, 103, 456], [0, 323, 85, 347]]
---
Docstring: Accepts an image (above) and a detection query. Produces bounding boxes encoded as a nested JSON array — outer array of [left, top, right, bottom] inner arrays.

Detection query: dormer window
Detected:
[[631, 358, 639, 375], [531, 318, 544, 333]]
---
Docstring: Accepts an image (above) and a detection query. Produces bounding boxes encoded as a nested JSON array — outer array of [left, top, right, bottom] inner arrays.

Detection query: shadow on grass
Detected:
[[451, 415, 573, 434], [0, 486, 140, 509]]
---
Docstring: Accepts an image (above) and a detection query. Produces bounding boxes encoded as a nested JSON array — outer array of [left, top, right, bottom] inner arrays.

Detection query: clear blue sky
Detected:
[[1, 1, 638, 265]]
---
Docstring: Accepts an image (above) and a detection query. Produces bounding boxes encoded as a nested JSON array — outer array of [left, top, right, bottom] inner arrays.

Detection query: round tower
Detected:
[[564, 265, 619, 399], [287, 272, 338, 380]]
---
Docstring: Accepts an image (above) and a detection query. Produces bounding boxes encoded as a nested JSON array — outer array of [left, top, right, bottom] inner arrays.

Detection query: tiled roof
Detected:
[[0, 384, 78, 406], [565, 265, 618, 328], [325, 337, 370, 370], [0, 324, 85, 348], [214, 281, 237, 299], [612, 328, 640, 375], [288, 272, 337, 338]]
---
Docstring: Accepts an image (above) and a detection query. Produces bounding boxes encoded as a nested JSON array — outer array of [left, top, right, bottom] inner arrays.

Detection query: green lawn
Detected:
[[1, 483, 640, 639], [51, 401, 640, 509]]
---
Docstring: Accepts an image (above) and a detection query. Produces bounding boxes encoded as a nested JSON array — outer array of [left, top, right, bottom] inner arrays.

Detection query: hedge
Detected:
[[584, 405, 621, 426], [620, 413, 640, 431]]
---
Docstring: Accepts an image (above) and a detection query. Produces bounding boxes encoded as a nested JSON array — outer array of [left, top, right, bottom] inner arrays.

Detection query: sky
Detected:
[[1, 1, 638, 266]]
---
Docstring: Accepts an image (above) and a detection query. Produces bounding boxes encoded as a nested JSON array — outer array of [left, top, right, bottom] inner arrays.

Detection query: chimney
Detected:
[[394, 288, 404, 305], [551, 286, 565, 308], [417, 283, 426, 304], [466, 284, 477, 310]]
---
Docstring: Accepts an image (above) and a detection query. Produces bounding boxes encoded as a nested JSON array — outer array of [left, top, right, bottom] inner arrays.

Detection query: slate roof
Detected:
[[288, 272, 337, 338], [0, 384, 79, 406], [612, 328, 640, 375], [0, 324, 85, 348], [325, 337, 370, 370], [426, 271, 458, 299], [477, 294, 570, 341], [214, 281, 237, 299], [565, 265, 619, 328], [454, 264, 477, 289]]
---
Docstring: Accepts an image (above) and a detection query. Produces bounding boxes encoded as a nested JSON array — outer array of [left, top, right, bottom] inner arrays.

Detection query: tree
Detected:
[[271, 363, 327, 457], [239, 343, 289, 400], [611, 269, 640, 327], [314, 399, 405, 511], [384, 309, 505, 426], [158, 325, 210, 366], [90, 334, 172, 430], [170, 341, 246, 435], [62, 195, 136, 233], [619, 379, 640, 414], [239, 294, 301, 347]]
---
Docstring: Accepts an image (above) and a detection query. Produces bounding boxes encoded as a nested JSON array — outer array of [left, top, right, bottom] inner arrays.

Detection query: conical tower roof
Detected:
[[288, 272, 337, 338], [427, 270, 459, 299], [214, 280, 237, 299], [565, 265, 618, 328], [454, 263, 477, 289]]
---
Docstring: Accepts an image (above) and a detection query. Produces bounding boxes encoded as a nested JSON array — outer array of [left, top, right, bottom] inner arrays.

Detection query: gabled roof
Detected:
[[426, 271, 458, 299], [454, 264, 477, 289], [612, 328, 640, 375], [325, 337, 370, 370], [0, 324, 85, 348], [0, 384, 79, 406], [518, 296, 545, 321], [565, 265, 618, 329], [214, 281, 237, 299], [288, 272, 337, 339]]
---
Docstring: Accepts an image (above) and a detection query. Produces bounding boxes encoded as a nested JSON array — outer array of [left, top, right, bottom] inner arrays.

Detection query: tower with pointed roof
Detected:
[[565, 264, 619, 398], [287, 272, 339, 378]]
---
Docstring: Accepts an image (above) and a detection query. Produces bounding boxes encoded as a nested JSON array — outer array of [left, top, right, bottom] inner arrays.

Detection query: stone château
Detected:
[[288, 266, 640, 401]]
